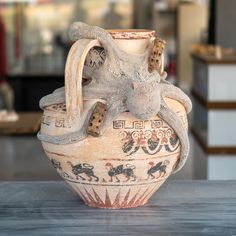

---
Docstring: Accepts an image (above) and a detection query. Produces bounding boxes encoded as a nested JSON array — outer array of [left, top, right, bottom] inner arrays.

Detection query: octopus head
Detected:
[[126, 81, 161, 120]]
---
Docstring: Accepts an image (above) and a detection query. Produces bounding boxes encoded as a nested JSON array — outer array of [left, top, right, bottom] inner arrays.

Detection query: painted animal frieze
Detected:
[[50, 158, 74, 179], [147, 160, 170, 179], [105, 163, 136, 183], [67, 161, 99, 182], [54, 158, 174, 184], [50, 158, 62, 171]]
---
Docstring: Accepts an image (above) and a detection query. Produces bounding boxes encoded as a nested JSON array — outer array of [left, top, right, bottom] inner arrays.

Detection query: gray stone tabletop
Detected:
[[0, 180, 235, 235]]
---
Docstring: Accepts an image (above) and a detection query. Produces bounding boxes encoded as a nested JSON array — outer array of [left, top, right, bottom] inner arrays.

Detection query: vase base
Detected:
[[83, 199, 149, 209]]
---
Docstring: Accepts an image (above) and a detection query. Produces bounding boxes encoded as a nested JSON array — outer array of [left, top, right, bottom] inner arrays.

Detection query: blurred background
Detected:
[[0, 0, 236, 181]]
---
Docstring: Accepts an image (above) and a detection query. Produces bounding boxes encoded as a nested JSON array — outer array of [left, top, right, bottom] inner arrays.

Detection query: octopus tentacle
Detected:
[[83, 82, 116, 100], [39, 81, 117, 109], [69, 22, 148, 65], [100, 99, 126, 135], [39, 89, 65, 109], [37, 103, 96, 145], [160, 72, 170, 84], [53, 86, 65, 93], [158, 100, 189, 173], [37, 128, 87, 145], [159, 83, 192, 113], [69, 22, 127, 62]]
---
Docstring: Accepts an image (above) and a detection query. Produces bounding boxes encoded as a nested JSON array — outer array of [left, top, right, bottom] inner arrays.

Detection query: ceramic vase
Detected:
[[38, 24, 190, 209]]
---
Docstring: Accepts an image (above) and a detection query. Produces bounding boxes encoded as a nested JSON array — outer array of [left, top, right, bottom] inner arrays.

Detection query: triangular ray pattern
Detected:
[[141, 184, 159, 204], [67, 180, 167, 208], [112, 189, 121, 208], [92, 188, 104, 206], [127, 188, 141, 207], [120, 189, 131, 208], [104, 188, 112, 207], [134, 186, 151, 206]]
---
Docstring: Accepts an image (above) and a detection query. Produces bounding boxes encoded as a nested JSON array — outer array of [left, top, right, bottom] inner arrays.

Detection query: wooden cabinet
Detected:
[[191, 53, 236, 179]]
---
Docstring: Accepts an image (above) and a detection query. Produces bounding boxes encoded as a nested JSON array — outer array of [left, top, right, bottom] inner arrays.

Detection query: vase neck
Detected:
[[108, 29, 155, 54]]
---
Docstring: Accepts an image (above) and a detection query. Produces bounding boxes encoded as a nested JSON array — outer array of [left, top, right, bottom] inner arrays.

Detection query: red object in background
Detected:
[[167, 55, 176, 78], [0, 16, 7, 82], [166, 54, 177, 85]]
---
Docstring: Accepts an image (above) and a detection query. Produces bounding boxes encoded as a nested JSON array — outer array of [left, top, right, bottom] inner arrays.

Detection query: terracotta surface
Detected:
[[41, 99, 187, 208], [38, 22, 191, 209]]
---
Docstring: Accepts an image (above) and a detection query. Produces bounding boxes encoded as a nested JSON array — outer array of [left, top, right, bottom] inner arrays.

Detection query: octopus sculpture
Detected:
[[39, 22, 192, 173]]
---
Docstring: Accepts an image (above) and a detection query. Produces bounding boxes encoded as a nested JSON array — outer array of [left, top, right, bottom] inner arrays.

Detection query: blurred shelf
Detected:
[[191, 89, 236, 109], [191, 127, 236, 155], [191, 52, 236, 64], [0, 112, 42, 135]]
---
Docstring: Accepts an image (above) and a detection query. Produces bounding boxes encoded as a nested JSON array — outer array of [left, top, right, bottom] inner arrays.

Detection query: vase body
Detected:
[[39, 28, 188, 209]]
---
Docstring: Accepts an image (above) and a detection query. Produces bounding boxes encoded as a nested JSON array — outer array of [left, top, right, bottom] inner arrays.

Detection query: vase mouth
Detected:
[[107, 29, 155, 39]]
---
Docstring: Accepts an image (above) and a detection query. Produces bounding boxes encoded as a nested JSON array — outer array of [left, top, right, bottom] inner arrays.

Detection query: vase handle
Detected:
[[160, 53, 164, 75], [65, 39, 101, 120]]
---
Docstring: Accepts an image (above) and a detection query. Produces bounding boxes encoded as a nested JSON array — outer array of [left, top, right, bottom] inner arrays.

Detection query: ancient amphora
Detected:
[[38, 22, 192, 209]]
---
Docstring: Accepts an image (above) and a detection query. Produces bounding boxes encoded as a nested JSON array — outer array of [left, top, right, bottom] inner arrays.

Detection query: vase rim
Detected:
[[107, 29, 155, 39]]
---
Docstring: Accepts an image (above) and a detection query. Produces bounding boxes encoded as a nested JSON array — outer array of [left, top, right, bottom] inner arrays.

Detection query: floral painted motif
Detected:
[[85, 46, 106, 69], [121, 129, 179, 156]]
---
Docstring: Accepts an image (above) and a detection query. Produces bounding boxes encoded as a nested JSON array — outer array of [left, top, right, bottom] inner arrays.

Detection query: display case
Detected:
[[191, 52, 236, 179]]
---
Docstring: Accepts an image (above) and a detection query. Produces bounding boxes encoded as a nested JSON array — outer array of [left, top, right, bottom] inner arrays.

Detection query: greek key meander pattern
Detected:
[[42, 115, 71, 128], [113, 119, 164, 129]]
